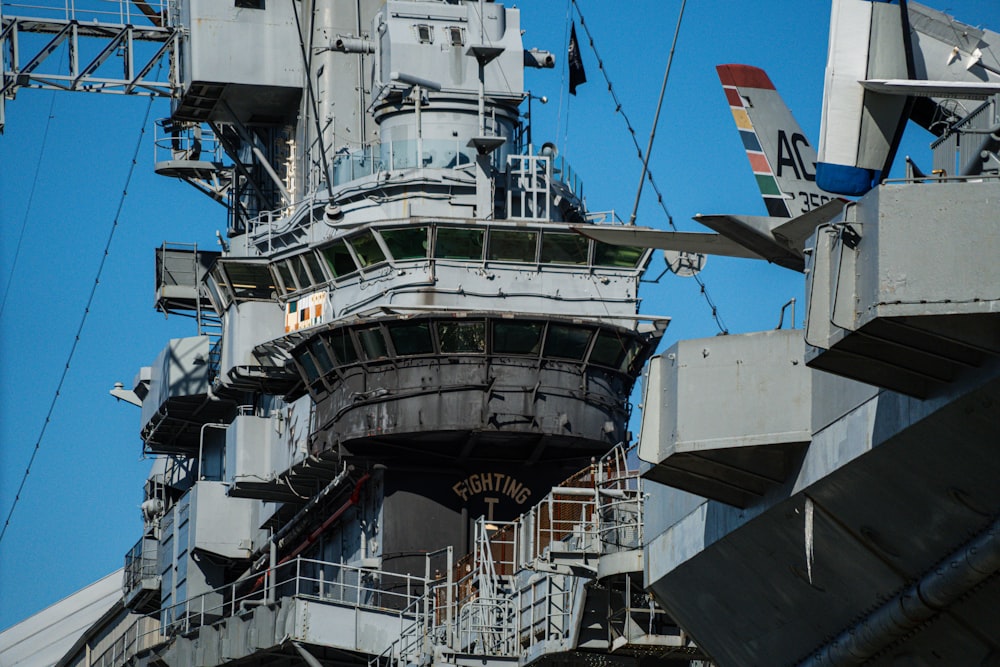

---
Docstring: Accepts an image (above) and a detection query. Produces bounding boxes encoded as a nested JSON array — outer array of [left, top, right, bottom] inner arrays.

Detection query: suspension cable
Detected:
[[571, 0, 728, 334], [0, 95, 158, 547]]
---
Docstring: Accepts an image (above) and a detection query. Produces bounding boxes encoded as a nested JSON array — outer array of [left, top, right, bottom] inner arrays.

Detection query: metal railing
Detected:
[[396, 445, 645, 665], [154, 120, 222, 164], [112, 556, 428, 667], [1, 0, 172, 25], [91, 615, 163, 667], [159, 557, 427, 635], [123, 537, 158, 594]]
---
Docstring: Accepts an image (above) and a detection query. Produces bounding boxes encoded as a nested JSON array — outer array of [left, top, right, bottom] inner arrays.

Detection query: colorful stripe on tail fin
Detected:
[[717, 64, 834, 218]]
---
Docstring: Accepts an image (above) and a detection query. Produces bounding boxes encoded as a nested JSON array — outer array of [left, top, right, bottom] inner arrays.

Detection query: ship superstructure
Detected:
[[2, 0, 678, 664], [4, 0, 1000, 665]]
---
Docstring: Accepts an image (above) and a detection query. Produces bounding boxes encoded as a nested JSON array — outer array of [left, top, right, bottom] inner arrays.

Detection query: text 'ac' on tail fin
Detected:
[[717, 64, 835, 218]]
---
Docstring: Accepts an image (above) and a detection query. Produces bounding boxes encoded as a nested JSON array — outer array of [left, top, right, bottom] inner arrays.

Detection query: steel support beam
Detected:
[[1, 16, 177, 102]]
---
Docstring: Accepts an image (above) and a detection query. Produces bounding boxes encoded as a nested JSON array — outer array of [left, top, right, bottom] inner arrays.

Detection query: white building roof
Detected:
[[0, 569, 123, 667]]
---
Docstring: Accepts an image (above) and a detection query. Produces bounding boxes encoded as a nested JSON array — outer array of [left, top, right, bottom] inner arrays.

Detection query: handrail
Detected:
[[1, 0, 171, 26], [122, 556, 428, 665]]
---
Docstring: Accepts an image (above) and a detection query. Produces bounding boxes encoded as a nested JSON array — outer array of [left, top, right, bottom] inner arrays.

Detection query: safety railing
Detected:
[[123, 537, 159, 594], [372, 547, 454, 667], [154, 120, 222, 164], [113, 555, 429, 665], [586, 210, 626, 225], [1, 0, 171, 25], [374, 446, 646, 666], [90, 615, 163, 667], [457, 596, 518, 657]]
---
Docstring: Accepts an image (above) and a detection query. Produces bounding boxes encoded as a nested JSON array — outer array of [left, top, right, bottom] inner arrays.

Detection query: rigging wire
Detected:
[[628, 0, 686, 225], [0, 92, 57, 321], [291, 0, 334, 196], [0, 94, 158, 548], [571, 0, 729, 335]]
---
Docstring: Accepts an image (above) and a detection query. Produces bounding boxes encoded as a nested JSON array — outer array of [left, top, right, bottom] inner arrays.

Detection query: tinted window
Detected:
[[320, 241, 357, 278], [388, 322, 434, 355], [620, 340, 643, 373], [493, 322, 542, 355], [543, 324, 592, 360], [293, 256, 313, 289], [488, 230, 537, 262], [309, 339, 333, 374], [297, 350, 319, 381], [304, 251, 327, 282], [350, 232, 387, 267], [358, 327, 389, 359], [594, 241, 644, 268], [590, 331, 628, 368], [438, 321, 486, 353], [435, 228, 484, 260], [381, 227, 429, 260], [329, 330, 358, 363], [275, 261, 296, 293], [540, 233, 588, 265]]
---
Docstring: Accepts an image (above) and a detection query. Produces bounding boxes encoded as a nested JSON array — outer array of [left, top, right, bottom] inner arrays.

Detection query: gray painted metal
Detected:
[[638, 330, 811, 508], [805, 181, 1000, 397], [645, 357, 1000, 665], [173, 0, 303, 122]]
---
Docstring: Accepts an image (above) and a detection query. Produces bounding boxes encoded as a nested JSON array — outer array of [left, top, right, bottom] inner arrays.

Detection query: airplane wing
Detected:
[[770, 197, 847, 246], [572, 226, 765, 260], [693, 198, 846, 272], [860, 79, 1000, 99]]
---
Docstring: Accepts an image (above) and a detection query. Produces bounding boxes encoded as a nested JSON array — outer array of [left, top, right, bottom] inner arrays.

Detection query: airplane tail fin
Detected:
[[815, 0, 912, 196], [717, 64, 833, 218]]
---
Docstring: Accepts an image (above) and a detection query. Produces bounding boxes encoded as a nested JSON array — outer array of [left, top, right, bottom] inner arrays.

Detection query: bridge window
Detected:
[[329, 330, 358, 364], [594, 241, 644, 268], [590, 331, 629, 369], [297, 351, 320, 382], [320, 241, 358, 279], [438, 321, 486, 353], [204, 273, 228, 311], [309, 339, 334, 374], [303, 251, 327, 283], [380, 227, 429, 260], [208, 265, 234, 307], [620, 339, 642, 373], [274, 261, 297, 294], [358, 327, 389, 360], [388, 322, 433, 355], [292, 255, 314, 289], [543, 324, 592, 360], [493, 321, 542, 355], [435, 228, 484, 260], [540, 232, 588, 265], [349, 231, 387, 268], [488, 230, 537, 262], [221, 261, 275, 301]]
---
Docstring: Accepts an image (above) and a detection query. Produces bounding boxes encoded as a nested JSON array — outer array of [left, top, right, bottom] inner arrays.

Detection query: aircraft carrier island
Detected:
[[1, 0, 999, 665]]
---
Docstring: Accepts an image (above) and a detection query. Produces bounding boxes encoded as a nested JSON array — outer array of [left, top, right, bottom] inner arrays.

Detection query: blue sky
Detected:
[[1, 0, 997, 631]]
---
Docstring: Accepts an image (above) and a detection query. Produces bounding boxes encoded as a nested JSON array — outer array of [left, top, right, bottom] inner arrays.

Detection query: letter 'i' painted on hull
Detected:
[[717, 65, 792, 218]]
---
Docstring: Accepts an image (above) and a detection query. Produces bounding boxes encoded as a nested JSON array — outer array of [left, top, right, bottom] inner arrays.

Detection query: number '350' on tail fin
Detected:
[[717, 64, 834, 218]]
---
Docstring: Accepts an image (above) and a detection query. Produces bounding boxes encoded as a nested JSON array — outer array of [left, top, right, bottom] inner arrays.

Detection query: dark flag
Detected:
[[568, 22, 587, 95]]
